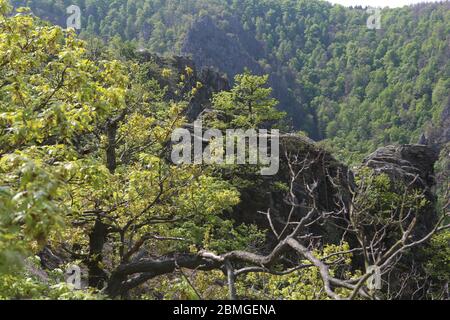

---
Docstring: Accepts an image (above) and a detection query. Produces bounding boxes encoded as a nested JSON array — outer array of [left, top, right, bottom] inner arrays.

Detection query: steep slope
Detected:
[[11, 0, 450, 162]]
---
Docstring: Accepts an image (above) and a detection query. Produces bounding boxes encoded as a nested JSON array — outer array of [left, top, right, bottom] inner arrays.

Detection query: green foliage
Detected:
[[239, 243, 361, 300], [0, 256, 103, 300], [152, 270, 228, 300], [12, 0, 449, 162], [207, 71, 285, 129], [0, 0, 254, 299], [354, 168, 428, 226], [153, 243, 361, 300], [2, 0, 449, 301], [0, 0, 126, 274], [424, 231, 450, 282]]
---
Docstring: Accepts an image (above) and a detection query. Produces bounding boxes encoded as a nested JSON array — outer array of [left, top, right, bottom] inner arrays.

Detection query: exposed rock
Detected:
[[131, 52, 442, 251], [424, 97, 450, 206], [363, 144, 439, 237], [180, 16, 311, 135], [135, 51, 230, 121], [38, 246, 65, 270], [362, 144, 440, 298], [227, 140, 441, 279], [363, 144, 438, 191], [227, 134, 354, 246], [181, 15, 265, 80]]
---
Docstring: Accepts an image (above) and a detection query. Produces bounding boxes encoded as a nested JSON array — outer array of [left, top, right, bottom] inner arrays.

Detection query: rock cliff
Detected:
[[363, 144, 439, 239]]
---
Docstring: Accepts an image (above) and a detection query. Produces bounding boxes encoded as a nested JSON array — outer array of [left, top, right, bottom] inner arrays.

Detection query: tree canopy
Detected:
[[0, 0, 449, 301]]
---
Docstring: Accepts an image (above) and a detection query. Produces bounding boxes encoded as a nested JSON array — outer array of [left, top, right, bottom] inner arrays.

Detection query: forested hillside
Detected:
[[11, 0, 450, 162], [1, 0, 449, 302]]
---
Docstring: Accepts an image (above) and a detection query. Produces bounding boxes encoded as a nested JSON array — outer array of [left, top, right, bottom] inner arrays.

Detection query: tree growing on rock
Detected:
[[206, 71, 285, 130]]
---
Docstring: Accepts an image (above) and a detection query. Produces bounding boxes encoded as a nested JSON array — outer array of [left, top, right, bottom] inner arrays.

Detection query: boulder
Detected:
[[363, 144, 439, 237], [363, 144, 438, 192], [228, 134, 353, 245]]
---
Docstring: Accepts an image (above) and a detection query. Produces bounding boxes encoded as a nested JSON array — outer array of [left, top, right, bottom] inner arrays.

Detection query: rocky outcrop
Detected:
[[180, 16, 310, 135], [363, 144, 438, 193], [130, 52, 441, 248], [181, 15, 265, 80], [229, 140, 440, 255], [135, 51, 230, 120], [227, 134, 354, 246], [362, 144, 440, 298], [363, 144, 439, 237]]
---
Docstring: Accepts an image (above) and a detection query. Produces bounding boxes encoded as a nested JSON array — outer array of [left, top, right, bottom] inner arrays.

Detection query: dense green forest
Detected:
[[11, 0, 450, 162], [0, 0, 449, 301]]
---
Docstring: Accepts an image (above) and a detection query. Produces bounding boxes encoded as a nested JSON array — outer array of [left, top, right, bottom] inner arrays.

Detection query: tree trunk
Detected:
[[87, 219, 109, 289]]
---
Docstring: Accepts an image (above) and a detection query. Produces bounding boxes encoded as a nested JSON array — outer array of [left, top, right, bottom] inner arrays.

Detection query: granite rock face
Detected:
[[228, 134, 354, 246], [180, 16, 311, 136], [135, 51, 230, 120], [363, 144, 438, 192], [130, 53, 442, 245], [362, 144, 441, 298], [229, 141, 441, 274], [363, 144, 439, 238], [181, 15, 265, 80]]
